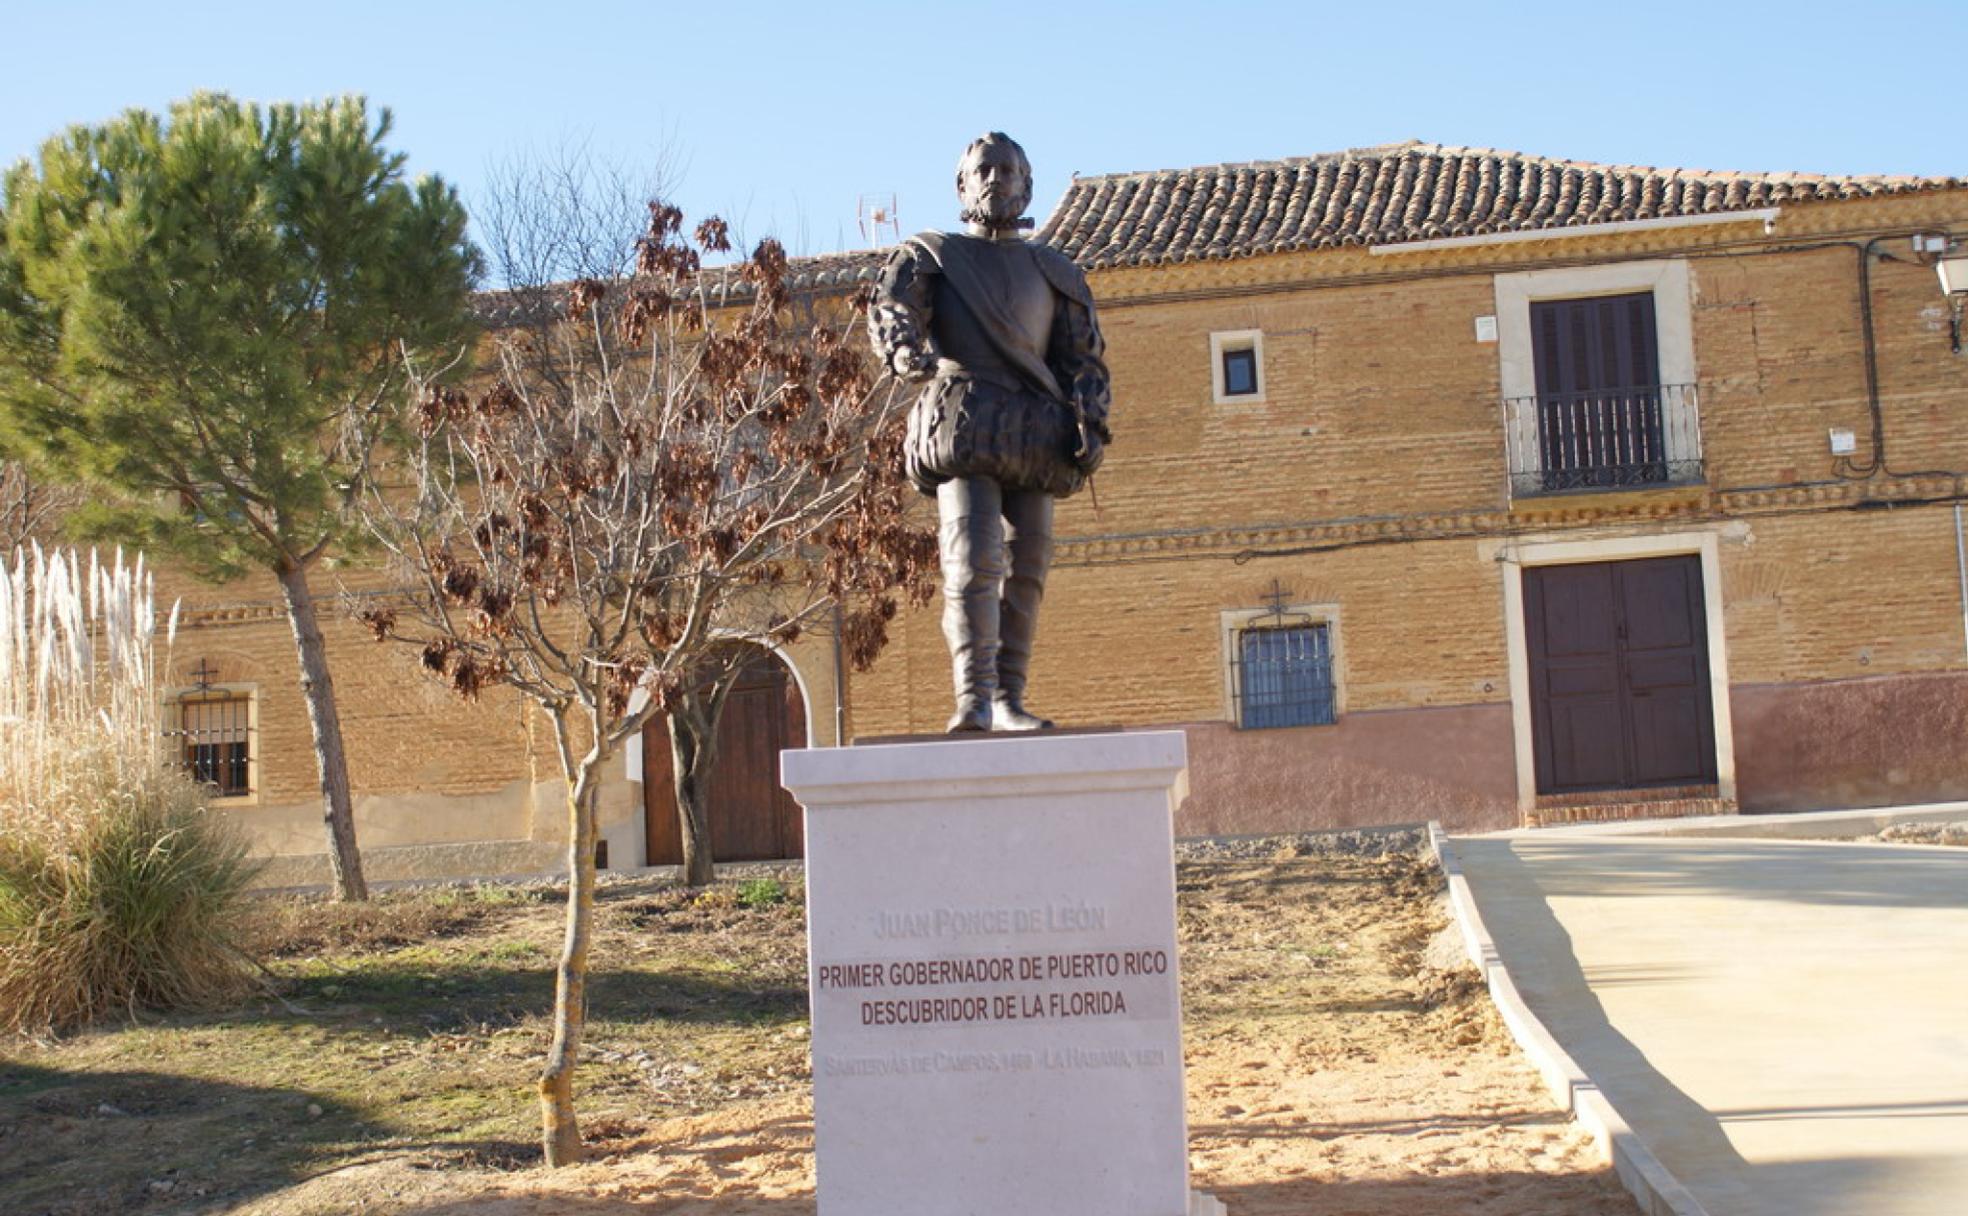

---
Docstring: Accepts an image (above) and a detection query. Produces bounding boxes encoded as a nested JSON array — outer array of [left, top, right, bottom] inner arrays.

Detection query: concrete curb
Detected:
[[1425, 822, 1710, 1216], [1486, 800, 1968, 841]]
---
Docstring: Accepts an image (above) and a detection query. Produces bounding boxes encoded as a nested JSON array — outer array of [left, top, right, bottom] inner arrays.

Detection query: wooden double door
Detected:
[[642, 649, 807, 865], [1525, 556, 1717, 795]]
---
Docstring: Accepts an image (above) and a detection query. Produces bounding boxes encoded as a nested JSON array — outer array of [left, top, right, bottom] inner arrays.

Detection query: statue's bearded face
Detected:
[[957, 141, 1032, 228]]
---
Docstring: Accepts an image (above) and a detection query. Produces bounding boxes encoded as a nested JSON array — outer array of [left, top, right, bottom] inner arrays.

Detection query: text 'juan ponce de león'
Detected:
[[874, 900, 1108, 940]]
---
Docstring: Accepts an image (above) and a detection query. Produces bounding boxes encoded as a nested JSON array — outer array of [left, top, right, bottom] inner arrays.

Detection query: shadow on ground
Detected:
[[232, 964, 806, 1038], [1206, 1171, 1640, 1215], [1512, 838, 1968, 911], [0, 1061, 531, 1216], [400, 1201, 813, 1216], [389, 1168, 1639, 1216]]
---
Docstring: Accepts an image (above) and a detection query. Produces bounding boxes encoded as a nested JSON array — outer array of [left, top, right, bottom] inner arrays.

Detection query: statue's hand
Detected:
[[1073, 430, 1106, 476], [890, 343, 937, 381], [1071, 398, 1109, 474]]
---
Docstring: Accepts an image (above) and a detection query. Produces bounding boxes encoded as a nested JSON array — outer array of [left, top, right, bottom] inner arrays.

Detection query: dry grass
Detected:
[[247, 884, 557, 960], [0, 856, 1638, 1216], [0, 767, 256, 1033], [0, 546, 257, 1034], [0, 873, 815, 1214], [0, 547, 162, 819]]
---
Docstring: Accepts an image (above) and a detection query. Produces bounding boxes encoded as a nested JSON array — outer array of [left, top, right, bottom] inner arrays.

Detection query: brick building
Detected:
[[164, 142, 1968, 881]]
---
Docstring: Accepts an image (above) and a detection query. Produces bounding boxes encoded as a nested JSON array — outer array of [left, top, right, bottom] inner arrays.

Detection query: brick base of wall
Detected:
[[1525, 786, 1736, 828]]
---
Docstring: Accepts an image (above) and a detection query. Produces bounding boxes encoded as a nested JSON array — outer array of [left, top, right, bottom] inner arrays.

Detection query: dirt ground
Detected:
[[1861, 821, 1968, 847], [1, 849, 1637, 1215]]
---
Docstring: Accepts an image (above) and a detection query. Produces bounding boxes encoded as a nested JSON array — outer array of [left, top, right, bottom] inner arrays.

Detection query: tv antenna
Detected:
[[858, 193, 900, 248]]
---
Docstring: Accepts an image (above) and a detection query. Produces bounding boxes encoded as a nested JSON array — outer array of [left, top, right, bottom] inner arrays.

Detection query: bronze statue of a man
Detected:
[[868, 132, 1112, 733]]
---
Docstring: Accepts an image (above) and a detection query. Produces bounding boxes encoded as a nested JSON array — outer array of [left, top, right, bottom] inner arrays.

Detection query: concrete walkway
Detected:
[[1449, 821, 1968, 1216]]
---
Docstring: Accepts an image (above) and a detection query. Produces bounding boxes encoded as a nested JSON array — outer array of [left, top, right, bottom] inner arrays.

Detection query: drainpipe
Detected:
[[1956, 504, 1968, 662]]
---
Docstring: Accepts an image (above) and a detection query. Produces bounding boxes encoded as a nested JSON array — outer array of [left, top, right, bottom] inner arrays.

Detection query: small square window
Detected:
[[1222, 347, 1257, 396], [1235, 624, 1335, 729], [1209, 330, 1265, 404]]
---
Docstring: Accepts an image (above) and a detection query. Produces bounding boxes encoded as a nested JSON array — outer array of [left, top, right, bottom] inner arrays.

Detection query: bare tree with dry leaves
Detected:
[[0, 460, 75, 549], [357, 201, 934, 1166]]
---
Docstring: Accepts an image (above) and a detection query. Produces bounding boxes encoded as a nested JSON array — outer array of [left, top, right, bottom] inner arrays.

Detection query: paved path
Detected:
[[1451, 830, 1968, 1216]]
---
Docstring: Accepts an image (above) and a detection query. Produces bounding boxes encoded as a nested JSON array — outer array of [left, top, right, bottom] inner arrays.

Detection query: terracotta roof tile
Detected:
[[1036, 141, 1963, 269], [476, 142, 1961, 325]]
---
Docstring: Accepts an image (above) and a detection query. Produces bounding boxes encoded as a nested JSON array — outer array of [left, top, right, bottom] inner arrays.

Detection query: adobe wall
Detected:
[[1731, 671, 1968, 813], [1172, 705, 1518, 837]]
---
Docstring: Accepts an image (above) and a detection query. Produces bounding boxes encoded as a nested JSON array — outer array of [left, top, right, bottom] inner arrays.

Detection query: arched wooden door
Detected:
[[643, 647, 808, 865]]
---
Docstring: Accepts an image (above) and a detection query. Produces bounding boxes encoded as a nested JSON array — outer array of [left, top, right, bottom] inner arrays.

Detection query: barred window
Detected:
[[169, 693, 253, 797], [1235, 624, 1335, 729]]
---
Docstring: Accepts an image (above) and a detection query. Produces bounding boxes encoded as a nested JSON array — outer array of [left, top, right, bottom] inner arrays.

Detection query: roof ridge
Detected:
[[1036, 143, 1964, 271], [1058, 142, 1954, 189]]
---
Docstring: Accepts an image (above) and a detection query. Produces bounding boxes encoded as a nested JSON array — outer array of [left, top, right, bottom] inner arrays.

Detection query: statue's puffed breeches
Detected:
[[908, 375, 1088, 499], [936, 478, 1054, 714]]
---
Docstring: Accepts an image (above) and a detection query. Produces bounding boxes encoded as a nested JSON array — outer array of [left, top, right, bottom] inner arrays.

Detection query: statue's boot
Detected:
[[939, 479, 1004, 733], [992, 489, 1055, 732], [945, 588, 999, 733]]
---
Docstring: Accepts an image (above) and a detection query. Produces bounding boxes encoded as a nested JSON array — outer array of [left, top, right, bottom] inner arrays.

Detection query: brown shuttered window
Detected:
[[1529, 292, 1667, 490]]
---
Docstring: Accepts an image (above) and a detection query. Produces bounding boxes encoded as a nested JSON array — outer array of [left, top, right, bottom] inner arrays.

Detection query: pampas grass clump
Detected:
[[0, 546, 257, 1033]]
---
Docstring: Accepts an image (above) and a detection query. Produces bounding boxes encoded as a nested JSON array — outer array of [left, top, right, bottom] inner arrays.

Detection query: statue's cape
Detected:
[[905, 232, 1091, 404]]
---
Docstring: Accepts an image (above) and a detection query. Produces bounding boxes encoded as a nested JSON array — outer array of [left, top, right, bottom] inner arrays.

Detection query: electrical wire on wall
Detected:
[[1830, 236, 1964, 483]]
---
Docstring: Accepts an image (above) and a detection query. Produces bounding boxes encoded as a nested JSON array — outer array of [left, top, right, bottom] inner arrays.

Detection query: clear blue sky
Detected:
[[6, 0, 1965, 266]]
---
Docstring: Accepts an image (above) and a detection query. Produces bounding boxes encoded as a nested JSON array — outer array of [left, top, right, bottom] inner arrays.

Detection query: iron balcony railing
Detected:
[[1502, 383, 1704, 498]]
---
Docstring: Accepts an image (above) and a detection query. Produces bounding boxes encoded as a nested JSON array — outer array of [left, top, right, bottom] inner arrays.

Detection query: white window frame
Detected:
[[1492, 259, 1699, 481], [1210, 329, 1266, 404], [1218, 603, 1342, 728]]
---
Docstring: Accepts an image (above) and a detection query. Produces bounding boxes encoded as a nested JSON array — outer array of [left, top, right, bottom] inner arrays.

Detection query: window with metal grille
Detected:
[[169, 693, 253, 796], [1234, 624, 1335, 729]]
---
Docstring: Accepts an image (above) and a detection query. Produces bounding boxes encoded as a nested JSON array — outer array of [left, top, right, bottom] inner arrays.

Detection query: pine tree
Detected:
[[0, 93, 481, 900]]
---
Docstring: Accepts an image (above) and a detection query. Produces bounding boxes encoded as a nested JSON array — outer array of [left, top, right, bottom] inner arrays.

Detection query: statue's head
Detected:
[[956, 132, 1033, 231]]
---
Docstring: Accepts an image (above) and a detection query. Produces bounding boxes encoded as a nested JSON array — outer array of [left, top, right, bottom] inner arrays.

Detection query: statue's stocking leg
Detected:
[[993, 488, 1054, 731], [937, 477, 1004, 733]]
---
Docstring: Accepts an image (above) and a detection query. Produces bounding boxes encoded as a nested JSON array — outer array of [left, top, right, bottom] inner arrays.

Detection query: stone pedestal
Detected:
[[782, 731, 1198, 1216]]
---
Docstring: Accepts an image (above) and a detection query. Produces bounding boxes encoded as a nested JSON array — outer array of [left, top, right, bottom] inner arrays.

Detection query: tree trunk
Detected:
[[669, 695, 718, 889], [539, 734, 601, 1167], [274, 561, 368, 902]]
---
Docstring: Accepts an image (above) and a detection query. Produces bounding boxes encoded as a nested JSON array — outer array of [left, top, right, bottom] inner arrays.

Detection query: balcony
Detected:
[[1502, 383, 1704, 500]]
